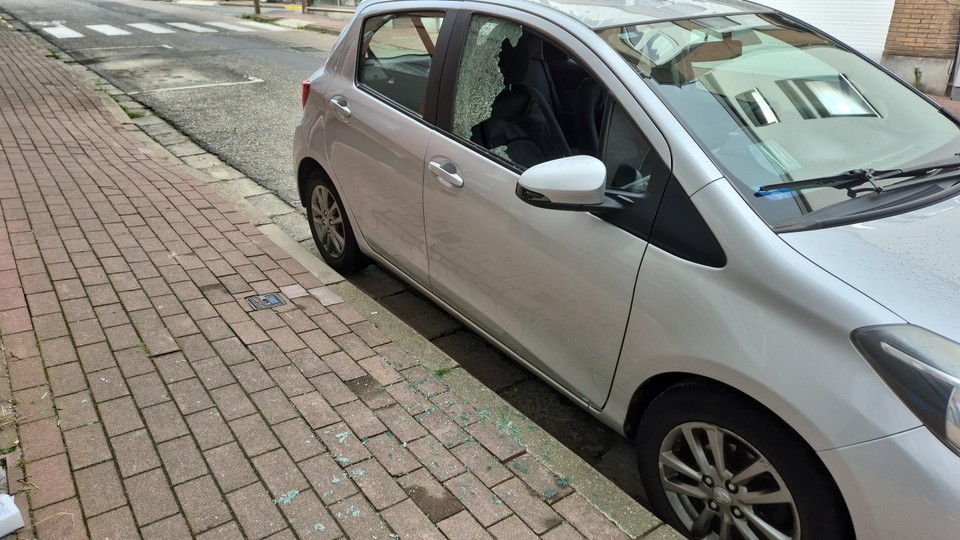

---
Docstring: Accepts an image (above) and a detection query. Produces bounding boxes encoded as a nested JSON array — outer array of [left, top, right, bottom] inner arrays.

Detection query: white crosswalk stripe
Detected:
[[42, 26, 84, 39], [237, 20, 287, 31], [128, 23, 176, 34], [205, 22, 255, 33], [38, 20, 283, 39], [167, 22, 217, 33], [86, 24, 131, 36]]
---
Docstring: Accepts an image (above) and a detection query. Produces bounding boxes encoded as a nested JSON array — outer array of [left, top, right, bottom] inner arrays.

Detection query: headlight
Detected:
[[852, 324, 960, 456]]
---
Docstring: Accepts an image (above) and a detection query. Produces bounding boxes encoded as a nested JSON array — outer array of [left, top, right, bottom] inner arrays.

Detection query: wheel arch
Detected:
[[623, 371, 696, 440], [624, 371, 856, 535], [625, 372, 818, 446], [297, 157, 327, 208]]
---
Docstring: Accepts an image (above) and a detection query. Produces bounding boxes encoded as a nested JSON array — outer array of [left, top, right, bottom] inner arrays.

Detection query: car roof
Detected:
[[362, 0, 773, 30], [515, 0, 771, 29]]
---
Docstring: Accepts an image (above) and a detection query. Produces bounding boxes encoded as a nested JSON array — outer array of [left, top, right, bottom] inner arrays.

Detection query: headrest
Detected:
[[499, 34, 530, 85]]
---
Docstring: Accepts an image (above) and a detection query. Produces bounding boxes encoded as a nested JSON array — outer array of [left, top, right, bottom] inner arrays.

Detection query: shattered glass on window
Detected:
[[451, 16, 522, 142]]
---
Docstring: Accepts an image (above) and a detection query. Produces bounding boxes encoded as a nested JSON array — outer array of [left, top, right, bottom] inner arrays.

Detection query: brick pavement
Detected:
[[0, 19, 644, 540]]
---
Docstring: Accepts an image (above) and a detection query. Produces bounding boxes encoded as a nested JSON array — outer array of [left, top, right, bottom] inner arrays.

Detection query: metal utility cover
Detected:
[[246, 293, 286, 310]]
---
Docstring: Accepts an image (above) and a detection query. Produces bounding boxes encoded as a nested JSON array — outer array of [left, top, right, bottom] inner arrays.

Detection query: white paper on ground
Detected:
[[0, 493, 24, 536]]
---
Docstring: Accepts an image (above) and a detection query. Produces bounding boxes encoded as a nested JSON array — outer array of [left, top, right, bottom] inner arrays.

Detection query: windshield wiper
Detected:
[[756, 155, 960, 197], [756, 168, 889, 197]]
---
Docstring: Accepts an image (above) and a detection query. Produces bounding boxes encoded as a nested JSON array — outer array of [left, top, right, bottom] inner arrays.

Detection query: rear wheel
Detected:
[[305, 171, 367, 274], [636, 383, 853, 540]]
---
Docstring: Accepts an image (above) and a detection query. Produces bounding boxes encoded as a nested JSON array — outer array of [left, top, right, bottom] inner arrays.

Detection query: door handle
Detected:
[[329, 97, 351, 120], [428, 160, 464, 188]]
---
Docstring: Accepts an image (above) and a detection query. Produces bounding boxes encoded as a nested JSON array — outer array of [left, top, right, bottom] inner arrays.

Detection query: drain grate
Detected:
[[246, 293, 287, 311]]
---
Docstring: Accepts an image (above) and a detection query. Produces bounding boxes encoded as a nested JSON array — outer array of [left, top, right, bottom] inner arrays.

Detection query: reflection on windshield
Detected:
[[598, 14, 960, 227]]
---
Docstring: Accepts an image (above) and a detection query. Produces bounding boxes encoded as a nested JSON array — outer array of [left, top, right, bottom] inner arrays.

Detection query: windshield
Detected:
[[598, 14, 960, 227]]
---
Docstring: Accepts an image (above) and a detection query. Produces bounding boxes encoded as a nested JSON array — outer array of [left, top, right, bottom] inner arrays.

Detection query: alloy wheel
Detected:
[[310, 184, 346, 259], [658, 422, 800, 540]]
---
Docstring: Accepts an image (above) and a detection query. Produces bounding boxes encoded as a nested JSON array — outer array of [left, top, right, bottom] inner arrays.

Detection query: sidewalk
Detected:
[[930, 94, 960, 116], [0, 16, 674, 540], [237, 6, 349, 36]]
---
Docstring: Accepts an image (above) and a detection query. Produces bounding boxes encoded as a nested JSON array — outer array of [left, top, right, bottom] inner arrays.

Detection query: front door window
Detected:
[[450, 16, 571, 168]]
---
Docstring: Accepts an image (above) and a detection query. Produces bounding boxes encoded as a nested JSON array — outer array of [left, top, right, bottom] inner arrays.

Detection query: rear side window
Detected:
[[358, 13, 445, 117]]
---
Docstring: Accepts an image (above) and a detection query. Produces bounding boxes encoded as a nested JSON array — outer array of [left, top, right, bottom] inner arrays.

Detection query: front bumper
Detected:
[[819, 426, 960, 539]]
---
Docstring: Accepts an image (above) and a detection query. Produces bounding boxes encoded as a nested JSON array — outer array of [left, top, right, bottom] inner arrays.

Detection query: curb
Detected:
[[243, 12, 343, 36], [1, 13, 681, 539]]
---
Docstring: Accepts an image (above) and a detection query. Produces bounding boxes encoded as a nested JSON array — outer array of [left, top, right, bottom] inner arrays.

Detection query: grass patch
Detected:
[[433, 367, 453, 378], [0, 446, 16, 456], [242, 13, 279, 25], [117, 103, 145, 119]]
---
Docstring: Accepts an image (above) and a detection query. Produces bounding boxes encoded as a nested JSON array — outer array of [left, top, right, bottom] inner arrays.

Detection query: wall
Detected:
[[883, 0, 960, 59], [756, 0, 897, 60], [882, 0, 960, 95]]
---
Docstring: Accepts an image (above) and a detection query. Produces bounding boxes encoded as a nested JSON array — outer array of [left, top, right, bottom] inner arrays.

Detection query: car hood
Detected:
[[781, 195, 960, 341]]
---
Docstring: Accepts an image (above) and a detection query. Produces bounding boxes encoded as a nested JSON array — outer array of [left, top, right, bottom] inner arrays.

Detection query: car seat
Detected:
[[471, 34, 571, 168]]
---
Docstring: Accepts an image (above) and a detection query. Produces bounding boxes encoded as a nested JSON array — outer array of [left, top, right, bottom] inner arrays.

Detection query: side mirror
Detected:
[[515, 156, 623, 212]]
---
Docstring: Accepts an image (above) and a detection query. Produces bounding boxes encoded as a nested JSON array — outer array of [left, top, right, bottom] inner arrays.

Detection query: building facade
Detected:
[[883, 0, 960, 97], [763, 0, 960, 97]]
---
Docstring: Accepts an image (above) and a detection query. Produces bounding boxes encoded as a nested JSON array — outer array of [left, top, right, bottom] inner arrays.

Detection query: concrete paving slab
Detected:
[[181, 153, 223, 170], [152, 132, 190, 146], [272, 212, 313, 243], [217, 177, 271, 198], [259, 224, 343, 285], [166, 141, 206, 158], [206, 164, 246, 181], [247, 193, 296, 217]]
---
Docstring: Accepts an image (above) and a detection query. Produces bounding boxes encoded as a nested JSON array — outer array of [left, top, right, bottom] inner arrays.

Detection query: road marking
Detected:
[[86, 24, 131, 36], [205, 22, 255, 33], [42, 26, 84, 39], [175, 0, 217, 5], [67, 45, 174, 51], [128, 23, 176, 34], [127, 76, 264, 95], [237, 20, 287, 31], [283, 5, 303, 10], [167, 22, 217, 33]]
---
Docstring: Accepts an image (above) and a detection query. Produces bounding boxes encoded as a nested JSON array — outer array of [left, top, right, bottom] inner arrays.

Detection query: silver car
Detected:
[[294, 0, 960, 538]]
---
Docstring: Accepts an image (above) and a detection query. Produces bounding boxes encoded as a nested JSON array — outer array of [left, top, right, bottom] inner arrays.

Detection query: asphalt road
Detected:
[[0, 0, 335, 204], [0, 0, 647, 503]]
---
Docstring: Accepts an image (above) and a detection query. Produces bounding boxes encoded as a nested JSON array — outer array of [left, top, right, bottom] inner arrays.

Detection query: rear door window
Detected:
[[358, 13, 445, 117]]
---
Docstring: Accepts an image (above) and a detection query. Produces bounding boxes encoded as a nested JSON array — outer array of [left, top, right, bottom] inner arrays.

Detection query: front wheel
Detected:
[[305, 171, 368, 274], [636, 383, 853, 540]]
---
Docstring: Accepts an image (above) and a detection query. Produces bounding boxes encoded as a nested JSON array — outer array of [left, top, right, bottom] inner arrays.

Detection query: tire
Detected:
[[305, 171, 368, 274], [636, 383, 853, 540]]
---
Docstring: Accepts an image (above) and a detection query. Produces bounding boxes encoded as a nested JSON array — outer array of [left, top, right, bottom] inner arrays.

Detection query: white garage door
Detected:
[[755, 0, 896, 60]]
